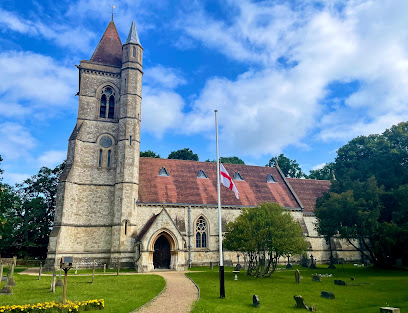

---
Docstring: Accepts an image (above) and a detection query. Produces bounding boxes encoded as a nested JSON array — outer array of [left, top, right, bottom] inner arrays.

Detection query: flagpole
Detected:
[[215, 110, 225, 299]]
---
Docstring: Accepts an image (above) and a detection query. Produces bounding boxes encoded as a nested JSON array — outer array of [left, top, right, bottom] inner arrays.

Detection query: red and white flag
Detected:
[[220, 163, 239, 199]]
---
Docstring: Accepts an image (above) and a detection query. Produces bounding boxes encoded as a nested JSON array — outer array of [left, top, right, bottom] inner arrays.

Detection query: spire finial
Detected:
[[111, 5, 116, 21]]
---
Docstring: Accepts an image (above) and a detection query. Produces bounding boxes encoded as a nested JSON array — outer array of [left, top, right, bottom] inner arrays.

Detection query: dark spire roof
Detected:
[[90, 21, 122, 67], [125, 21, 140, 45]]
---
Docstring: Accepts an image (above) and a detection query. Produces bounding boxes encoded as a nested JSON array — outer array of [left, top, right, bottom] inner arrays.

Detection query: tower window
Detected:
[[98, 149, 103, 167], [107, 150, 111, 168], [100, 87, 115, 119], [133, 47, 136, 58], [124, 220, 128, 235], [195, 216, 207, 248]]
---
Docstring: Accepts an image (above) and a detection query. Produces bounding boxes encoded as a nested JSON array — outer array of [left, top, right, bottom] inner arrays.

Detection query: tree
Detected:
[[140, 150, 161, 158], [224, 202, 308, 277], [315, 121, 408, 267], [266, 154, 305, 178], [205, 156, 245, 164], [308, 162, 335, 180], [168, 148, 199, 161]]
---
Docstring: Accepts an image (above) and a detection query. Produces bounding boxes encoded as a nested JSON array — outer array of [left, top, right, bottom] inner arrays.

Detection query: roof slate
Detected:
[[90, 21, 122, 67], [138, 158, 323, 209], [287, 178, 331, 212]]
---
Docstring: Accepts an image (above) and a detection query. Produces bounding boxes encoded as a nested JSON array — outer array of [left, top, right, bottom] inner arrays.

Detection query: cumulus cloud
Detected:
[[0, 122, 36, 159], [143, 65, 186, 89]]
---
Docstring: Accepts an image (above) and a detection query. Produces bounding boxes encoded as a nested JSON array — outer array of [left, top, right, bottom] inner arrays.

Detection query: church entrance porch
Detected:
[[153, 235, 171, 269]]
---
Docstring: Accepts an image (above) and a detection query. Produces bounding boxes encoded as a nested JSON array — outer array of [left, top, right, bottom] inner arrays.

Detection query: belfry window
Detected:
[[195, 216, 207, 248], [100, 87, 115, 119], [133, 47, 136, 58]]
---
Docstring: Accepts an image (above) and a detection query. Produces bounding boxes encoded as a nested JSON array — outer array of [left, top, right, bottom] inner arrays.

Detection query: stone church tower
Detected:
[[45, 20, 143, 268]]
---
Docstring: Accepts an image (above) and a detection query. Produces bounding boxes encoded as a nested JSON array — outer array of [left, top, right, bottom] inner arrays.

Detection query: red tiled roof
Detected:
[[90, 21, 122, 67], [287, 178, 331, 212], [138, 158, 306, 208]]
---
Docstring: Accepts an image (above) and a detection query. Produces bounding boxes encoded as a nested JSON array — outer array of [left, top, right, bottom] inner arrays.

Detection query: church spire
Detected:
[[90, 21, 122, 67], [125, 21, 141, 45]]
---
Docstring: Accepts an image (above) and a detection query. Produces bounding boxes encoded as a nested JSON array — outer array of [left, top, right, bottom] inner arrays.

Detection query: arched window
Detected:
[[107, 150, 111, 168], [98, 149, 103, 167], [133, 47, 136, 58], [195, 216, 207, 248], [100, 87, 115, 119]]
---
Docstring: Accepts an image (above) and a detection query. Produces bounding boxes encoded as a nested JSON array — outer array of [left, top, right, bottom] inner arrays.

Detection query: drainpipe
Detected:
[[188, 206, 192, 268]]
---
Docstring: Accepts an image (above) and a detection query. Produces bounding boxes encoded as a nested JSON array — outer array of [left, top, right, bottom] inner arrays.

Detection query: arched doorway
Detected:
[[153, 235, 171, 269]]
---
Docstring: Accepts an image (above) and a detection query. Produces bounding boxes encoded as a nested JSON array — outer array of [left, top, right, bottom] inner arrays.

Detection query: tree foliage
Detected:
[[224, 202, 308, 277], [315, 121, 408, 267], [308, 162, 335, 180], [266, 154, 305, 178], [140, 150, 161, 158], [0, 160, 65, 259], [168, 148, 199, 161], [205, 156, 245, 164]]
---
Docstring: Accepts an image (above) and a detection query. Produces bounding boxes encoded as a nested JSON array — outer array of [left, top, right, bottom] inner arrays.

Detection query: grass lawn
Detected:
[[0, 268, 165, 313], [187, 265, 408, 313]]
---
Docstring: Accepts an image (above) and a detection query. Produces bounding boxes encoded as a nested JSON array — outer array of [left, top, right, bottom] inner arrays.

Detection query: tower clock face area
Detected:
[[100, 136, 113, 148]]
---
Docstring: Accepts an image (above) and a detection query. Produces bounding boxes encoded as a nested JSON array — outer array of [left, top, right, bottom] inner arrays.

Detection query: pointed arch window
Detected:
[[233, 172, 243, 181], [159, 167, 170, 177], [195, 216, 207, 248], [100, 86, 115, 119], [133, 47, 136, 58]]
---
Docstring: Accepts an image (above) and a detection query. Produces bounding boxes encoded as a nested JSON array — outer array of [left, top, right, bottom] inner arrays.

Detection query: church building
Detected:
[[45, 20, 361, 271]]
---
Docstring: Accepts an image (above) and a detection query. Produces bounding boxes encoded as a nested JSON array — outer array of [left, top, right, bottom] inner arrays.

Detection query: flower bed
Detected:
[[0, 299, 104, 313]]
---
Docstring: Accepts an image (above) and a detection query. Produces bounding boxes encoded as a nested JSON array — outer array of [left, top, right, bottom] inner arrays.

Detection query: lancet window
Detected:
[[195, 216, 207, 248], [99, 86, 115, 119]]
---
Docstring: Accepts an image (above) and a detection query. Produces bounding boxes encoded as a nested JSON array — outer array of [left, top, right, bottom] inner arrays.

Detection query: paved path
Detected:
[[134, 271, 199, 313]]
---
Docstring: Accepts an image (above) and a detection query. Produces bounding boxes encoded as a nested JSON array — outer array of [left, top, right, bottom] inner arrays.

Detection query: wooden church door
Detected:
[[153, 235, 171, 269]]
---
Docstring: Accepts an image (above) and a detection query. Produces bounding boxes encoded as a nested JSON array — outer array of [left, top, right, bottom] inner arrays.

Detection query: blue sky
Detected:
[[1, 0, 408, 184]]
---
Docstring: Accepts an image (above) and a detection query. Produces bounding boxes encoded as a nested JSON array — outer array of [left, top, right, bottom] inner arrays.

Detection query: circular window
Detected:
[[100, 136, 113, 148]]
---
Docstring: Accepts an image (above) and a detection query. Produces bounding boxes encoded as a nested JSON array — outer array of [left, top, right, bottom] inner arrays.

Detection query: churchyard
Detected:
[[187, 264, 408, 313]]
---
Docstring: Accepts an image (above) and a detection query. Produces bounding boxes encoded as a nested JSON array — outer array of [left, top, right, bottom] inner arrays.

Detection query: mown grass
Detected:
[[187, 265, 408, 313], [0, 268, 165, 312]]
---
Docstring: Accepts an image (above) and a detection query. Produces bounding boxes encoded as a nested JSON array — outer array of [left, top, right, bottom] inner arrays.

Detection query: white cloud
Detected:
[[3, 172, 31, 185], [38, 150, 66, 168], [143, 65, 186, 89], [0, 122, 36, 159], [312, 163, 327, 171]]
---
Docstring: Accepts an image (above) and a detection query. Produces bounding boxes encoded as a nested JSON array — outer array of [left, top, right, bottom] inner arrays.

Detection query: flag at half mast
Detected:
[[220, 163, 239, 199]]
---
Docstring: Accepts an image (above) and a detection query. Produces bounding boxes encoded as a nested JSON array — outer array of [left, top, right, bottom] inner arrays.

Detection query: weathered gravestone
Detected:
[[334, 279, 347, 286], [209, 262, 213, 270], [286, 255, 293, 269], [294, 295, 316, 311], [312, 275, 321, 282], [253, 295, 260, 308], [0, 276, 13, 295], [8, 263, 16, 286], [104, 264, 106, 273], [380, 307, 400, 313], [309, 255, 316, 269], [295, 269, 300, 284], [321, 291, 335, 299], [55, 268, 64, 287]]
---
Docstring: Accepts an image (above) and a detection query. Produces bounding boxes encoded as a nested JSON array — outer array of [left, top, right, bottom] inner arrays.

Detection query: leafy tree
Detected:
[[266, 154, 305, 178], [224, 202, 308, 277], [308, 162, 335, 180], [168, 148, 199, 161], [316, 121, 408, 267], [205, 156, 245, 164], [140, 150, 161, 158]]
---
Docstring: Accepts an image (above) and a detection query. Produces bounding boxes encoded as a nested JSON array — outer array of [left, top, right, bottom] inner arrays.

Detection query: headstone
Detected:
[[50, 268, 56, 293], [117, 260, 120, 276], [0, 277, 13, 295], [104, 264, 106, 273], [253, 295, 260, 308], [334, 279, 347, 286], [312, 275, 321, 282], [286, 255, 293, 269], [12, 256, 17, 266], [8, 264, 16, 286], [295, 269, 300, 284], [321, 291, 335, 299], [55, 268, 63, 287], [328, 255, 336, 269], [210, 262, 213, 270], [380, 307, 400, 313], [294, 295, 315, 311], [309, 255, 316, 269], [92, 260, 95, 283], [301, 256, 309, 268]]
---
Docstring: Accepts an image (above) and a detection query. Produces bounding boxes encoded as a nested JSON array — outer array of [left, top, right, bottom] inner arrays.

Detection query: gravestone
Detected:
[[321, 291, 335, 299], [0, 277, 13, 295], [117, 260, 120, 276], [92, 260, 96, 283], [253, 295, 260, 308], [380, 307, 400, 313], [286, 255, 293, 269], [334, 279, 347, 286], [328, 255, 336, 269], [210, 262, 213, 270], [312, 275, 321, 282], [55, 268, 63, 287], [295, 269, 300, 284], [234, 263, 242, 271], [8, 264, 16, 286], [309, 255, 316, 269], [104, 264, 106, 273], [293, 295, 316, 311]]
